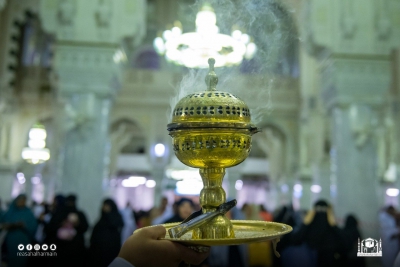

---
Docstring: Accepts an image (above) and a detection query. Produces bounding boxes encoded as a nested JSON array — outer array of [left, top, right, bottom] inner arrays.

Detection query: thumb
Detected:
[[142, 225, 167, 240]]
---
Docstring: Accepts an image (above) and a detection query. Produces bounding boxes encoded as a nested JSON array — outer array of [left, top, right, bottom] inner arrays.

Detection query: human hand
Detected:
[[118, 225, 210, 267], [303, 210, 315, 225]]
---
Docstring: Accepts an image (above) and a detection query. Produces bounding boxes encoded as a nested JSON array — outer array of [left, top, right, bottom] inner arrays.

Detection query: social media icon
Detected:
[[42, 244, 48, 251], [18, 244, 24, 251], [34, 244, 40, 251], [50, 244, 56, 251], [26, 244, 32, 251]]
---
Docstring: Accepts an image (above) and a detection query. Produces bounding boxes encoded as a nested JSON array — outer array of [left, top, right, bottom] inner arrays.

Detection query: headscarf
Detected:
[[2, 194, 37, 241], [53, 195, 65, 211], [163, 198, 195, 223], [100, 199, 121, 219], [3, 194, 29, 222], [176, 198, 194, 208], [302, 199, 335, 249], [343, 214, 362, 250]]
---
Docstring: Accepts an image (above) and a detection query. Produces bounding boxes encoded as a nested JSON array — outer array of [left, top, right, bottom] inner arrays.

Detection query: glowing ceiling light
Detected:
[[386, 188, 399, 197], [22, 124, 50, 164], [310, 184, 322, 193], [129, 176, 147, 185], [154, 143, 166, 157], [175, 178, 203, 195], [29, 127, 47, 140], [122, 179, 139, 187], [153, 3, 256, 68], [235, 180, 243, 190], [166, 168, 202, 180], [293, 184, 303, 192], [122, 176, 147, 187], [145, 180, 157, 188], [18, 177, 26, 184]]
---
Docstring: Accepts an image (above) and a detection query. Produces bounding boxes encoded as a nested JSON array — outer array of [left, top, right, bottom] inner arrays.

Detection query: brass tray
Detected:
[[149, 220, 292, 246]]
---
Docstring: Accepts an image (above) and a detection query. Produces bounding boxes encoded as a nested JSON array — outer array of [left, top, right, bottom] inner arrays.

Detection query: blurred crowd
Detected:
[[0, 194, 399, 267]]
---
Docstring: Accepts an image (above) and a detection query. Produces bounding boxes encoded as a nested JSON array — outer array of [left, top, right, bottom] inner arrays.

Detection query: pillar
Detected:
[[54, 44, 118, 222], [299, 178, 312, 211], [0, 163, 15, 203], [321, 58, 390, 238], [39, 0, 146, 223]]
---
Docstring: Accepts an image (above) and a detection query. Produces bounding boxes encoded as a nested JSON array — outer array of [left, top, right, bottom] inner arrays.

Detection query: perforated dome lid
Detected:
[[168, 58, 255, 132]]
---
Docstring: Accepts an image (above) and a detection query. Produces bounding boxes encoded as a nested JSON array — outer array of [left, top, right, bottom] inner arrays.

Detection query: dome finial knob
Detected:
[[205, 58, 218, 91]]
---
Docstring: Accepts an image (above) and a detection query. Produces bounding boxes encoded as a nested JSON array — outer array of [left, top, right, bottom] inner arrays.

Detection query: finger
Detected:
[[141, 225, 167, 240], [174, 243, 210, 265]]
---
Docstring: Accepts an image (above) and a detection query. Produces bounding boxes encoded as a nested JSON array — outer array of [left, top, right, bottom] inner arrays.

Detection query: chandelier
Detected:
[[153, 3, 257, 68], [21, 124, 50, 164]]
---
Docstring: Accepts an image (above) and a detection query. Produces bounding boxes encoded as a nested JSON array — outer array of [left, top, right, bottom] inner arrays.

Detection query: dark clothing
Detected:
[[291, 221, 346, 267], [44, 206, 89, 267], [89, 201, 124, 267], [342, 216, 366, 267], [163, 214, 184, 224], [1, 195, 37, 267]]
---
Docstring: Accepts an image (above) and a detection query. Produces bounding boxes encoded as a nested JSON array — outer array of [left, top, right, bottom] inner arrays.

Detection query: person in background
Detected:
[[241, 203, 252, 220], [120, 202, 136, 245], [163, 198, 194, 223], [290, 199, 346, 267], [274, 203, 301, 267], [379, 205, 400, 267], [45, 194, 89, 267], [259, 204, 273, 222], [0, 194, 37, 267], [35, 202, 51, 243], [31, 201, 45, 219], [152, 196, 173, 225], [89, 198, 124, 267], [342, 214, 365, 267], [43, 195, 65, 244]]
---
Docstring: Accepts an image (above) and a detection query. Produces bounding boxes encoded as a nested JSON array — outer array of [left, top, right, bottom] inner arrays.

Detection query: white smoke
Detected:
[[169, 0, 298, 125]]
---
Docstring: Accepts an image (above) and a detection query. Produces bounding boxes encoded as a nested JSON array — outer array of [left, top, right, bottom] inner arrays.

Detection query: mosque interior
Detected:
[[1, 0, 400, 255]]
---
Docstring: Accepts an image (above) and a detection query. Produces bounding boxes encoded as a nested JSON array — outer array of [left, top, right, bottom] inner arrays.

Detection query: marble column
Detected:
[[0, 163, 15, 203], [329, 105, 381, 232], [54, 44, 120, 223], [315, 162, 331, 202], [299, 178, 312, 211], [322, 58, 391, 238]]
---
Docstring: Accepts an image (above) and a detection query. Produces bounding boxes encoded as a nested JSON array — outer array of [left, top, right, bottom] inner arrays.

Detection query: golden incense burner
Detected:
[[135, 58, 292, 251], [167, 58, 259, 239]]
